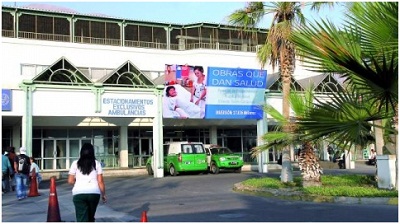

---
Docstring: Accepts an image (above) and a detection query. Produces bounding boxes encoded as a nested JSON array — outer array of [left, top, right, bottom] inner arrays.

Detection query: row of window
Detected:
[[2, 8, 267, 51]]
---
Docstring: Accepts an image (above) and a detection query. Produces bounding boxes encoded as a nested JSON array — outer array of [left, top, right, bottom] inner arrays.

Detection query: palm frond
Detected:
[[297, 89, 392, 148]]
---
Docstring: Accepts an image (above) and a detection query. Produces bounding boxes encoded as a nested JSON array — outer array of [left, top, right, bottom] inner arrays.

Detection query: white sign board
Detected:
[[101, 93, 157, 117]]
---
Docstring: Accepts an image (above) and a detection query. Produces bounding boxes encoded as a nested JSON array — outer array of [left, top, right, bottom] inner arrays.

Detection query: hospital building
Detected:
[[1, 4, 347, 177]]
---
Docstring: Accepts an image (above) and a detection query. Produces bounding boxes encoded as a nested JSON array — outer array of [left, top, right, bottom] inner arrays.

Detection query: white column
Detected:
[[153, 85, 164, 178], [119, 126, 128, 168], [344, 149, 354, 169], [376, 155, 397, 189], [209, 126, 217, 144], [257, 118, 268, 173]]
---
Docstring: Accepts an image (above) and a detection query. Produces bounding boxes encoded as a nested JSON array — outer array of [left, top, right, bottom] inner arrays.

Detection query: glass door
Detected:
[[42, 139, 67, 170], [139, 138, 152, 167], [69, 139, 91, 168]]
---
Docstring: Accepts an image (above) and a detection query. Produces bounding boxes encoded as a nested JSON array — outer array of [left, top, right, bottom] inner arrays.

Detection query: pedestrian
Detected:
[[68, 143, 106, 222], [29, 157, 42, 190], [367, 149, 377, 165], [2, 148, 14, 193], [13, 147, 31, 200], [327, 146, 334, 162], [7, 146, 17, 191]]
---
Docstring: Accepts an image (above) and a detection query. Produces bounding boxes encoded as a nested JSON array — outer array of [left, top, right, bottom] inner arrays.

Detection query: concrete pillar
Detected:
[[376, 155, 397, 190], [344, 149, 354, 169], [119, 126, 128, 168], [21, 82, 34, 156], [209, 126, 217, 144], [153, 85, 164, 178], [257, 116, 268, 173], [322, 140, 330, 161], [178, 38, 185, 50]]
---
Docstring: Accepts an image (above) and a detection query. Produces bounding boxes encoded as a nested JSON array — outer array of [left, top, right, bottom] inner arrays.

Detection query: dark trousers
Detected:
[[73, 194, 100, 222]]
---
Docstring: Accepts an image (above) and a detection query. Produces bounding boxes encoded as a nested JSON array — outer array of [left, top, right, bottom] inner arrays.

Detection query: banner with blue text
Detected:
[[205, 67, 267, 119]]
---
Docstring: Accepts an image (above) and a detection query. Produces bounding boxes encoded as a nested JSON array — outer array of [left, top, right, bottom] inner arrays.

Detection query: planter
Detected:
[[376, 155, 397, 189]]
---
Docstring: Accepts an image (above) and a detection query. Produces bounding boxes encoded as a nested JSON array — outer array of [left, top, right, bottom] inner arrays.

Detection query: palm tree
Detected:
[[228, 2, 311, 183], [253, 87, 323, 187], [290, 2, 398, 142], [290, 2, 397, 151]]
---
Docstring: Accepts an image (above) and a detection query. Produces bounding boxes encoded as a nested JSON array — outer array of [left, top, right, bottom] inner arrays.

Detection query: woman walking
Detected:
[[68, 143, 106, 222]]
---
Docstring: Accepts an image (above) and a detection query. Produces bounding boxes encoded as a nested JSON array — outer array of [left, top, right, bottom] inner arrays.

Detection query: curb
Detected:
[[232, 183, 397, 206]]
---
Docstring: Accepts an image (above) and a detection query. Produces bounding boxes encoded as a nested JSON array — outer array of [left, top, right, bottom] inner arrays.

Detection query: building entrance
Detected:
[[42, 139, 67, 170], [130, 138, 152, 167]]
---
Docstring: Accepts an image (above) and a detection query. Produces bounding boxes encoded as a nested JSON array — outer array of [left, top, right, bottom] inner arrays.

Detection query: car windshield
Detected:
[[211, 147, 232, 154]]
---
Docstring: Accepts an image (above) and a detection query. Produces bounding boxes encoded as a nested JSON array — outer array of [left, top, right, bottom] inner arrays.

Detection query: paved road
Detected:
[[2, 166, 398, 222]]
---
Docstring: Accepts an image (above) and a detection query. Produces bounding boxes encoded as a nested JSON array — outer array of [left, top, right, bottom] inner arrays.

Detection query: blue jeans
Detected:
[[15, 173, 28, 198]]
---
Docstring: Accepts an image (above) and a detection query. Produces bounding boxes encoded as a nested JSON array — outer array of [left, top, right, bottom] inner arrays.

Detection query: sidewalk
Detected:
[[1, 179, 139, 222]]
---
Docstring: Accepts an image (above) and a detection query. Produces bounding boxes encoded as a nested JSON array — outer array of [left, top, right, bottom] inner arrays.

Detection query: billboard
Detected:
[[162, 64, 267, 120], [206, 67, 267, 119]]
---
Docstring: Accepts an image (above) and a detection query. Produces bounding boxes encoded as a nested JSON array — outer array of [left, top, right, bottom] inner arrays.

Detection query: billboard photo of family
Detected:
[[162, 64, 206, 119]]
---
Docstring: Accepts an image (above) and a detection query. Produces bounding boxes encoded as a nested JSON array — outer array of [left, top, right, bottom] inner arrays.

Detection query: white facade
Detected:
[[1, 32, 324, 177]]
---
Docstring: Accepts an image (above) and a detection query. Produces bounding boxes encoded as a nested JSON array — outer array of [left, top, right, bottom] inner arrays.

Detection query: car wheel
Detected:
[[234, 168, 242, 173], [210, 162, 219, 174], [146, 164, 153, 175], [169, 165, 178, 176]]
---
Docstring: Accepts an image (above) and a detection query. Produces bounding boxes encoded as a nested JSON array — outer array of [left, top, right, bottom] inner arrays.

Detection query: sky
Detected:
[[2, 1, 345, 28]]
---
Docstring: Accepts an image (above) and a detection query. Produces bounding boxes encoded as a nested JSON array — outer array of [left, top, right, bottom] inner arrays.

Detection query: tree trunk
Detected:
[[298, 142, 322, 187], [279, 41, 295, 183], [373, 119, 384, 155], [280, 146, 293, 183]]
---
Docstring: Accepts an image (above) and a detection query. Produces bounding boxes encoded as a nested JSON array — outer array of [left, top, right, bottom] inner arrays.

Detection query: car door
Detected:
[[192, 144, 207, 170]]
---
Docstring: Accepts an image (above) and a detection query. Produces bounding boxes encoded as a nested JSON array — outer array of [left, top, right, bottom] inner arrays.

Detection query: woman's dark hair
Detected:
[[7, 146, 15, 153], [165, 86, 175, 97], [193, 66, 204, 73], [77, 143, 97, 175]]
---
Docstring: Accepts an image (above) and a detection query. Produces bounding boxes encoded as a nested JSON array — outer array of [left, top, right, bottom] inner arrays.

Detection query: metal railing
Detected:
[[2, 29, 14, 37], [124, 40, 168, 49], [4, 29, 258, 53], [18, 31, 70, 42], [74, 36, 121, 46]]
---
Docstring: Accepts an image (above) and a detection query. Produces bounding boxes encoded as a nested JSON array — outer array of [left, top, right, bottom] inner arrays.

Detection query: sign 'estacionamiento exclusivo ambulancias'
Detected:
[[101, 95, 157, 117]]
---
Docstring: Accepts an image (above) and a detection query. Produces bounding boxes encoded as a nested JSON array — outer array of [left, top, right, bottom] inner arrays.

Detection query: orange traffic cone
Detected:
[[28, 169, 40, 197], [140, 211, 148, 222], [47, 177, 61, 222]]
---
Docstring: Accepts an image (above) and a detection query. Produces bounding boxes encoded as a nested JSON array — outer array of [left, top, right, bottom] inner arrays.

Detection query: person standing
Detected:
[[7, 146, 17, 191], [29, 157, 42, 190], [13, 147, 31, 200], [327, 146, 334, 162], [68, 143, 106, 222], [2, 148, 13, 193], [368, 149, 377, 165], [190, 66, 207, 118]]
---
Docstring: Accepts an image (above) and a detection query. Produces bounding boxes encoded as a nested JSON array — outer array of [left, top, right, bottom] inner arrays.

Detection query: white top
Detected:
[[193, 80, 206, 100], [30, 162, 41, 175], [68, 160, 103, 195]]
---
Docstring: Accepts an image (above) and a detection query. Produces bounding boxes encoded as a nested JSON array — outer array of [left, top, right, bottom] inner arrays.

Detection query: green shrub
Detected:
[[241, 177, 283, 189], [303, 186, 397, 197], [240, 174, 398, 197]]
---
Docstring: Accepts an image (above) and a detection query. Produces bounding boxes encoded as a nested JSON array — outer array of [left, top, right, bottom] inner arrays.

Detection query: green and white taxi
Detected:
[[146, 142, 208, 176], [204, 144, 243, 174]]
